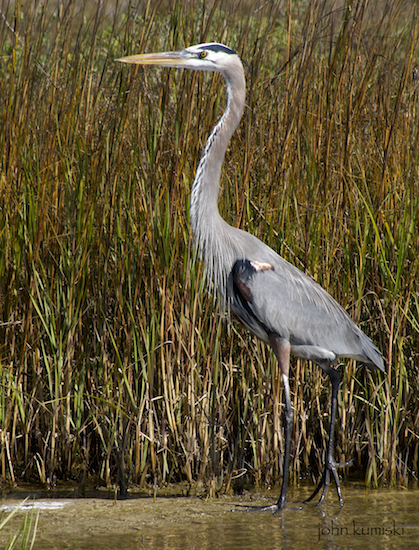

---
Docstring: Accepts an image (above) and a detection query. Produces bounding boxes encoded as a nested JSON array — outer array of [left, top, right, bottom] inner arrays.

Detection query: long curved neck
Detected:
[[190, 61, 246, 298]]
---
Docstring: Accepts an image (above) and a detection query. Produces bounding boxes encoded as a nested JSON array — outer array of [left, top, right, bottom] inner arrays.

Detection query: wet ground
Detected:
[[1, 483, 418, 549]]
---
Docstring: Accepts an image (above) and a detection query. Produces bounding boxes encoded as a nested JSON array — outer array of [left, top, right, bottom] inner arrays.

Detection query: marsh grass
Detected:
[[0, 0, 418, 495], [0, 498, 39, 549]]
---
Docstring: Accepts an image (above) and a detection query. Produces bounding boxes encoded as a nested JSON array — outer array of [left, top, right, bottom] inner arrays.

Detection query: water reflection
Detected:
[[1, 484, 418, 549]]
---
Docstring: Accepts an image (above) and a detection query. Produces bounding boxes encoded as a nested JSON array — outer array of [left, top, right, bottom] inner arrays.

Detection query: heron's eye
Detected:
[[199, 51, 207, 59]]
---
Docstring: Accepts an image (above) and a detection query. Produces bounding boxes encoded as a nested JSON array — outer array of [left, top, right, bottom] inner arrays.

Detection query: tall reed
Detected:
[[0, 0, 418, 494]]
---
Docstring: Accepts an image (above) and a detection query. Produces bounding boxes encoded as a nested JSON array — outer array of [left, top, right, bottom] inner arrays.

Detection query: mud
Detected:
[[1, 484, 418, 549]]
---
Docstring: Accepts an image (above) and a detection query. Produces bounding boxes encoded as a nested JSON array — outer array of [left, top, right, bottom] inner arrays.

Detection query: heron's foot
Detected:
[[247, 503, 282, 513], [244, 492, 287, 514], [304, 457, 353, 507]]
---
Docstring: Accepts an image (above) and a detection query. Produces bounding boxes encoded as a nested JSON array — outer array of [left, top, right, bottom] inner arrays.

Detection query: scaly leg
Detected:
[[253, 335, 293, 513], [305, 365, 353, 506], [275, 369, 293, 510]]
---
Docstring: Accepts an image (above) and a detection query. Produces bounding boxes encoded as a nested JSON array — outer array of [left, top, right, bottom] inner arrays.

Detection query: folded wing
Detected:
[[231, 259, 384, 370]]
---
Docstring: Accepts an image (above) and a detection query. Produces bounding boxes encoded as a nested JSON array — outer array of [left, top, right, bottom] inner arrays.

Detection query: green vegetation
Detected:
[[0, 0, 418, 496], [0, 498, 38, 549]]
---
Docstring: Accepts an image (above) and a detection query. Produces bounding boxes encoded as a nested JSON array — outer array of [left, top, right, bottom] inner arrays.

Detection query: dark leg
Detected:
[[275, 370, 293, 510], [304, 364, 353, 506], [253, 335, 292, 513]]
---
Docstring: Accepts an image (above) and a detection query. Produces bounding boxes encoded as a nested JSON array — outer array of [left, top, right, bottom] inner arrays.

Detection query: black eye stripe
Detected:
[[198, 44, 236, 56]]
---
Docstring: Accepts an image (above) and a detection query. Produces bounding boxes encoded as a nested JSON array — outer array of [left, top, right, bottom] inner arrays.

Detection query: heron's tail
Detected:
[[361, 334, 385, 371]]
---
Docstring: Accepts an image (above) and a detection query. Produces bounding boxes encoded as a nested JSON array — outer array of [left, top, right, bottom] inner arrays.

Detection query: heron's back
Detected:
[[227, 231, 384, 372]]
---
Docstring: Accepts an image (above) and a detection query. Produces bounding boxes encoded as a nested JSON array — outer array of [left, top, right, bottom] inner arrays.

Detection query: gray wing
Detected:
[[231, 259, 384, 371]]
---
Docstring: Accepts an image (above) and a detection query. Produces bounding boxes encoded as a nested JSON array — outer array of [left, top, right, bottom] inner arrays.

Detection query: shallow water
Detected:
[[1, 484, 418, 549]]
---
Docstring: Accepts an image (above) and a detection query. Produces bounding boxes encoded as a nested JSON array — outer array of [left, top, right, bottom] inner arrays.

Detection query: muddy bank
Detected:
[[1, 485, 418, 550]]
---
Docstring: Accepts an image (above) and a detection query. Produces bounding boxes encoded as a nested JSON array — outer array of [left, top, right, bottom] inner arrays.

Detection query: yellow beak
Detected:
[[115, 51, 188, 67]]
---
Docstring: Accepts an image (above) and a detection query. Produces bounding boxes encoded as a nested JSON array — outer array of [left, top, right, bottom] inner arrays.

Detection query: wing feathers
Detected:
[[231, 258, 384, 371]]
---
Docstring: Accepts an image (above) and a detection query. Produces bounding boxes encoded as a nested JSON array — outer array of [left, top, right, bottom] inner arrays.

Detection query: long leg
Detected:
[[255, 334, 293, 512], [276, 367, 293, 510], [305, 364, 353, 506]]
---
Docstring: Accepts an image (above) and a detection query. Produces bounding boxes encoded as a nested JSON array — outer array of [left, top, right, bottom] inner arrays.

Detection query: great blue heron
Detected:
[[117, 43, 384, 512]]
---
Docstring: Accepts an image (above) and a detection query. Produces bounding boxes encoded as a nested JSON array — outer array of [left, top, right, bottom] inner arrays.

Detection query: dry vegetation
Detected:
[[0, 0, 418, 496]]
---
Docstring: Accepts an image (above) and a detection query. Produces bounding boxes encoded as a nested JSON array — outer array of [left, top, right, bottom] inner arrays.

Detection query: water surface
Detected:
[[1, 484, 418, 549]]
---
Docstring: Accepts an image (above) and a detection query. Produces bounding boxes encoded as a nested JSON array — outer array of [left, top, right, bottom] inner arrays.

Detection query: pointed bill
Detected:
[[115, 51, 188, 68]]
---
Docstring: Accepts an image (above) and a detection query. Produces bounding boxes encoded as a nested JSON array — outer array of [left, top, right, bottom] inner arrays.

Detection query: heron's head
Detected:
[[116, 42, 241, 76]]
